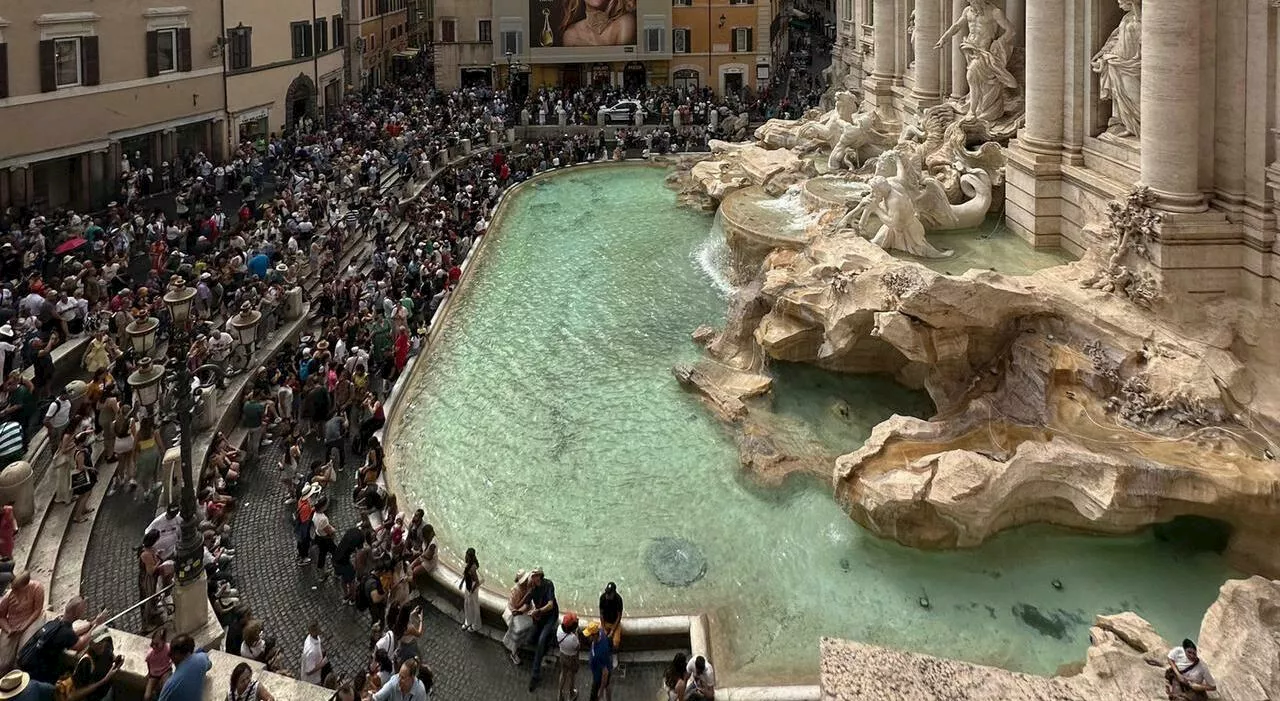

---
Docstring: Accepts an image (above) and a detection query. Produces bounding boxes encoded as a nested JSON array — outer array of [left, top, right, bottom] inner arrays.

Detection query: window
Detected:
[[54, 38, 82, 87], [478, 20, 492, 43], [291, 21, 313, 58], [673, 28, 690, 53], [441, 18, 456, 42], [0, 44, 8, 99], [672, 0, 692, 5], [227, 26, 252, 70], [314, 17, 329, 53], [333, 15, 345, 47], [644, 26, 662, 52], [673, 68, 699, 91], [41, 35, 98, 91], [500, 30, 522, 55], [732, 27, 753, 52], [155, 29, 177, 73]]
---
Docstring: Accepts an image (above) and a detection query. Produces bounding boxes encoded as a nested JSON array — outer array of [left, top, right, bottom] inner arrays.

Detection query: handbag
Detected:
[[70, 467, 97, 494]]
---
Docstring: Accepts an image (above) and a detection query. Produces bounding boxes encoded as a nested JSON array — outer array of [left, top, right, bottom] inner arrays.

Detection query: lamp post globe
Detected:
[[125, 316, 160, 357]]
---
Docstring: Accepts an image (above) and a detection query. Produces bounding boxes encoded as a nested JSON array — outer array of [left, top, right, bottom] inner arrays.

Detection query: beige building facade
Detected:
[[430, 0, 497, 92], [0, 0, 226, 212], [223, 0, 346, 145]]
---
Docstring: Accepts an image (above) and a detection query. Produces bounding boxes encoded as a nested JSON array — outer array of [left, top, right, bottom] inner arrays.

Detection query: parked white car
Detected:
[[600, 99, 645, 123]]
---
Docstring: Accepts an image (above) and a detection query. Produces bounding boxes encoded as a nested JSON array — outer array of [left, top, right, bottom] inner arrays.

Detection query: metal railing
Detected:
[[99, 584, 175, 634]]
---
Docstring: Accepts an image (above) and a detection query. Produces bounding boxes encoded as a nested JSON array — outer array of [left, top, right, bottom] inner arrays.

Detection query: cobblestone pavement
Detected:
[[84, 430, 666, 700]]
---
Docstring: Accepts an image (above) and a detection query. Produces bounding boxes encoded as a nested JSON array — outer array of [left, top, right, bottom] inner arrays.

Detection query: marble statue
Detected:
[[824, 95, 897, 170], [863, 176, 954, 258], [1091, 0, 1142, 138], [935, 0, 1018, 123]]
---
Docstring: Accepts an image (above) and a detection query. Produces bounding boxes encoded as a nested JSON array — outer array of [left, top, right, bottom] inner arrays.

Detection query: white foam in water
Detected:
[[756, 185, 824, 233], [695, 209, 736, 297]]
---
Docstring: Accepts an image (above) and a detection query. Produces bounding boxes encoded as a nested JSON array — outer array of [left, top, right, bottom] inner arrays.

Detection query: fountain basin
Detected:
[[385, 164, 1235, 685]]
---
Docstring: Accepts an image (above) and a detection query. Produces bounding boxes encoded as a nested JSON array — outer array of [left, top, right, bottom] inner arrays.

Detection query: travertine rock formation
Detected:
[[821, 577, 1280, 701], [698, 223, 1280, 574]]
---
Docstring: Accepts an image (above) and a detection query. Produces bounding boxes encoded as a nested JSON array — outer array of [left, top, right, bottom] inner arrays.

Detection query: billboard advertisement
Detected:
[[530, 0, 637, 47]]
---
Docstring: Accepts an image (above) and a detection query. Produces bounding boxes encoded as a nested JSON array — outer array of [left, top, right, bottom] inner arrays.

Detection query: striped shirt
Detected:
[[344, 211, 360, 230], [0, 422, 23, 459]]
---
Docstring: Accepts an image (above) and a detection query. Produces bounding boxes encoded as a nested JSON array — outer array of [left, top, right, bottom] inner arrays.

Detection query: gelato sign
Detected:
[[530, 0, 637, 47]]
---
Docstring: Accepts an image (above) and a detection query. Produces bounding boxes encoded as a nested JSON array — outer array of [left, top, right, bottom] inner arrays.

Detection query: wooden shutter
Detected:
[[39, 40, 56, 92], [746, 27, 754, 52], [0, 44, 8, 99], [177, 28, 192, 71], [81, 36, 100, 86], [146, 31, 159, 76]]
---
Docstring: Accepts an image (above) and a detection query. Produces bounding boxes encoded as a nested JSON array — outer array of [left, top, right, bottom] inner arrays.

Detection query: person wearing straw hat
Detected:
[[0, 669, 53, 700]]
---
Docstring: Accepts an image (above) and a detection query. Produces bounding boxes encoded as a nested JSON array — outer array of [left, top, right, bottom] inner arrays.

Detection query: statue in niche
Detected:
[[1091, 0, 1142, 138], [934, 0, 1018, 123], [907, 8, 917, 69]]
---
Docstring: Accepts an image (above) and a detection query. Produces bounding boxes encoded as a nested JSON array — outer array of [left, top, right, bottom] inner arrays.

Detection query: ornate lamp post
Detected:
[[124, 315, 159, 357], [133, 276, 224, 634], [228, 302, 262, 374]]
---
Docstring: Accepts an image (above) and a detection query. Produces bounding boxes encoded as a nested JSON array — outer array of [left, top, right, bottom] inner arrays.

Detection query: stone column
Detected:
[[163, 129, 177, 163], [872, 0, 897, 80], [950, 0, 967, 99], [911, 0, 941, 101], [1140, 0, 1205, 213], [89, 150, 107, 207], [1004, 0, 1024, 52], [1019, 0, 1064, 154]]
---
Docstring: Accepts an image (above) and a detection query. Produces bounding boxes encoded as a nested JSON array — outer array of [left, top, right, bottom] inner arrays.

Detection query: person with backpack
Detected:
[[68, 431, 97, 524], [17, 597, 105, 685]]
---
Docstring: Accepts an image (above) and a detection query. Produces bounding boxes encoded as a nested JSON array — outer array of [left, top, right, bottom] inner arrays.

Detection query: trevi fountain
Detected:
[[386, 0, 1280, 698], [667, 0, 1280, 697]]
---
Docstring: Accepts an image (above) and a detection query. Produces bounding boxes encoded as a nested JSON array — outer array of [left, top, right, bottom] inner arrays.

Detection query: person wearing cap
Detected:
[[1166, 638, 1216, 700], [598, 583, 624, 650], [555, 613, 581, 701]]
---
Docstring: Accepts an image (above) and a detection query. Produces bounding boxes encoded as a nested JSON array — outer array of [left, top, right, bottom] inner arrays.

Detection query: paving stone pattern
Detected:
[[84, 430, 665, 700]]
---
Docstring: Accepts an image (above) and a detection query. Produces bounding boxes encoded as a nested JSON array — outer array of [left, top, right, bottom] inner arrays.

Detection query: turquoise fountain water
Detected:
[[389, 164, 1236, 684]]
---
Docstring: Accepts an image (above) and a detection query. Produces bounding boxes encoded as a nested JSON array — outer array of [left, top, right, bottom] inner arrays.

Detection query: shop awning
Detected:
[[394, 48, 421, 59]]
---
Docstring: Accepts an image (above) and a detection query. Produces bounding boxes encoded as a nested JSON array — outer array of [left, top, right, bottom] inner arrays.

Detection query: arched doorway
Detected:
[[623, 62, 646, 91], [284, 73, 318, 129], [673, 69, 699, 93]]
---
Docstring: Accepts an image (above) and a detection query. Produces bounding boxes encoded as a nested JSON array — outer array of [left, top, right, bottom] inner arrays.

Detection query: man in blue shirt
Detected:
[[372, 660, 428, 701], [157, 634, 209, 701], [247, 252, 270, 279]]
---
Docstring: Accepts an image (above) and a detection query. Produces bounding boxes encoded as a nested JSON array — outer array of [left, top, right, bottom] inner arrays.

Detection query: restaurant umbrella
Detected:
[[53, 237, 88, 255]]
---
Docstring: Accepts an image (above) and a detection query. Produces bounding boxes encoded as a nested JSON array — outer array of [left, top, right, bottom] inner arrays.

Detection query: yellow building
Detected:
[[670, 0, 775, 94], [223, 0, 346, 144], [358, 0, 409, 89]]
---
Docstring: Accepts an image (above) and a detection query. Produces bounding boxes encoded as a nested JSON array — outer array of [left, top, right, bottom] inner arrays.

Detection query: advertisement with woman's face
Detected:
[[531, 0, 637, 47]]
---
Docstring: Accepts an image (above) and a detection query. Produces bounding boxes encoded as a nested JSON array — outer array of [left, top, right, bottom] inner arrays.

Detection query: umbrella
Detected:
[[54, 237, 87, 255]]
